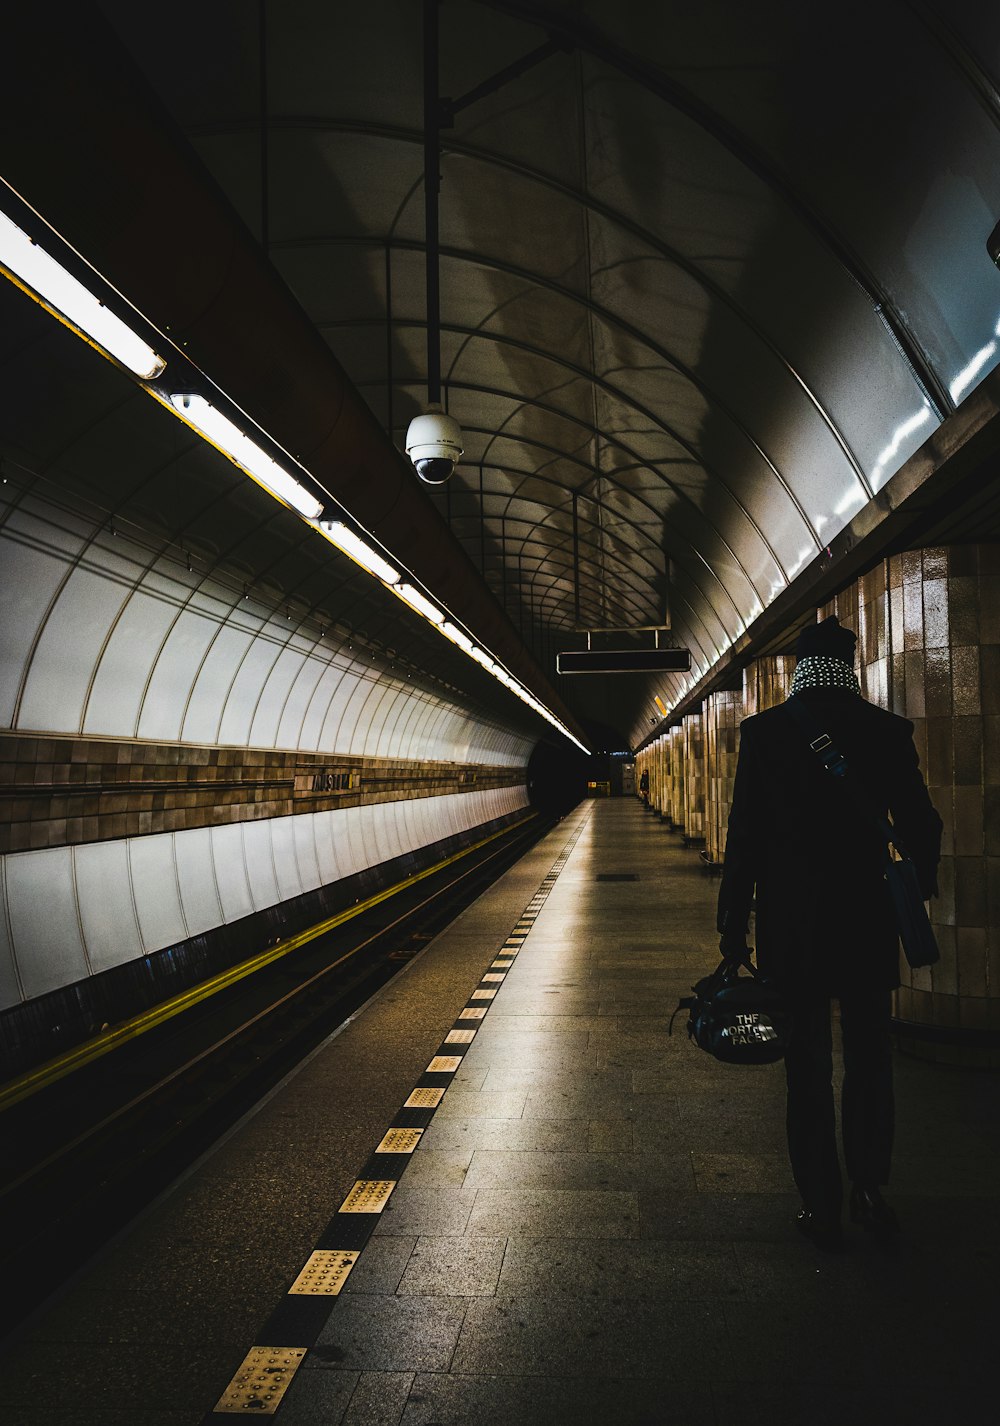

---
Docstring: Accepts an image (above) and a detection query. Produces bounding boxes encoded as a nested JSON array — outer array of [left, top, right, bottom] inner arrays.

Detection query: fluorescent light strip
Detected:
[[394, 583, 445, 624], [168, 393, 323, 520], [441, 622, 475, 653], [0, 208, 166, 380], [317, 520, 399, 583]]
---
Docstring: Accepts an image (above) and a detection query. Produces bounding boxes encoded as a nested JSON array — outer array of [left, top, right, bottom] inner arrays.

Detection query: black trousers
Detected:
[[783, 990, 894, 1220]]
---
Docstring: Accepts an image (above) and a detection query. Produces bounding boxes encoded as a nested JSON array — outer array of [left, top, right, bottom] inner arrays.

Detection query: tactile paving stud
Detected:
[[376, 1127, 424, 1153], [482, 973, 505, 982], [471, 988, 497, 1000], [214, 1346, 306, 1414], [445, 1028, 476, 1044], [288, 1250, 360, 1295], [405, 1086, 446, 1108], [426, 1055, 462, 1073], [459, 1007, 488, 1020], [338, 1179, 396, 1213]]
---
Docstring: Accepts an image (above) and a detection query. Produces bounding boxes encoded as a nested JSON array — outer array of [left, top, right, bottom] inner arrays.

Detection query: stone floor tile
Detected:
[[691, 1151, 791, 1193], [588, 1117, 633, 1151], [433, 1089, 527, 1120], [401, 1371, 714, 1425], [397, 1236, 506, 1296], [450, 1294, 720, 1378], [497, 1236, 744, 1302], [342, 1237, 416, 1295], [466, 1188, 639, 1238], [418, 1118, 581, 1154], [639, 1190, 802, 1241], [398, 1148, 473, 1189], [278, 1368, 361, 1425], [313, 1295, 468, 1372], [374, 1188, 478, 1237], [463, 1148, 695, 1193], [343, 1371, 414, 1426]]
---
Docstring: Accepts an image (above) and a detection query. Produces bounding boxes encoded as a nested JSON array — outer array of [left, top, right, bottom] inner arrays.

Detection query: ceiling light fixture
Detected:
[[0, 207, 166, 380], [167, 393, 323, 520], [393, 583, 446, 624], [441, 621, 475, 653], [317, 519, 399, 584]]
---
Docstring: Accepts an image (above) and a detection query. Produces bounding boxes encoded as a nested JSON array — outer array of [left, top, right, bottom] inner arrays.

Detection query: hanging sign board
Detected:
[[556, 648, 691, 674]]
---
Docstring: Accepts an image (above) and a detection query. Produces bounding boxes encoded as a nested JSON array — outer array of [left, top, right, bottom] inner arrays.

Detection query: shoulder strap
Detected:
[[785, 697, 896, 855]]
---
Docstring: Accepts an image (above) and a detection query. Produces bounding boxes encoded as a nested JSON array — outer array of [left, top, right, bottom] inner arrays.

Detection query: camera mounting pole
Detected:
[[421, 3, 569, 410], [423, 0, 442, 407]]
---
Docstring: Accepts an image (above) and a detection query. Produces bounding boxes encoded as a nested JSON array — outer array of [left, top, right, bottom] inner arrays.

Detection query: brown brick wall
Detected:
[[0, 734, 526, 854]]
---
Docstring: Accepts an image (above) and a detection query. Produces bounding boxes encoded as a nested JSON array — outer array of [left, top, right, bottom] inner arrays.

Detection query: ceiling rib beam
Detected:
[[197, 115, 890, 490], [480, 0, 952, 419], [364, 374, 757, 643], [284, 233, 834, 541]]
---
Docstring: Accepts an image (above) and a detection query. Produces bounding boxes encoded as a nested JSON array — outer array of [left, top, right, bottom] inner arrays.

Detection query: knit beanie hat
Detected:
[[795, 615, 856, 665]]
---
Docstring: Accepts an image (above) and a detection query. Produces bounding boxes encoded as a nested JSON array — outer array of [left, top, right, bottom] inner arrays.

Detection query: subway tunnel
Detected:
[[1, 2, 999, 1422]]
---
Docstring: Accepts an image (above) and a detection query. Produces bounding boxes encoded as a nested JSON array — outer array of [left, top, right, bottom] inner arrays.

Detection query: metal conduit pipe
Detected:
[[0, 5, 584, 744]]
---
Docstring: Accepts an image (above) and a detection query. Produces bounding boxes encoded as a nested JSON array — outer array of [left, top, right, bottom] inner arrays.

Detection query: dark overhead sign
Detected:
[[556, 648, 691, 674]]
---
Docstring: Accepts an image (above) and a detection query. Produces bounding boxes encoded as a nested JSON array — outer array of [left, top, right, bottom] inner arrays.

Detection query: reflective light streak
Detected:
[[0, 208, 166, 379], [949, 342, 997, 406], [168, 393, 324, 520], [786, 545, 819, 581], [869, 404, 934, 490]]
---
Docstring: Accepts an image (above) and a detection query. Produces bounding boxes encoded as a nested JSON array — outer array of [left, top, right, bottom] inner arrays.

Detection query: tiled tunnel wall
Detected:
[[0, 491, 535, 1021], [820, 545, 1000, 1065]]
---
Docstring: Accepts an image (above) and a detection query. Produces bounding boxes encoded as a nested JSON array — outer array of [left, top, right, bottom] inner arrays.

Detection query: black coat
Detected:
[[717, 689, 943, 995]]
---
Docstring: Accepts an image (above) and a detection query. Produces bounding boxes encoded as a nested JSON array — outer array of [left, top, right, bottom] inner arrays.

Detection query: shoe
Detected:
[[795, 1208, 844, 1253], [849, 1185, 899, 1239]]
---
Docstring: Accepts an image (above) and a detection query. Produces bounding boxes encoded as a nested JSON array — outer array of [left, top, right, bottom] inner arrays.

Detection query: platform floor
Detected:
[[3, 799, 998, 1425]]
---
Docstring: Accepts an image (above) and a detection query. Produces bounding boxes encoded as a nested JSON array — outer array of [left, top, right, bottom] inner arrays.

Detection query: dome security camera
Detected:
[[405, 407, 463, 485]]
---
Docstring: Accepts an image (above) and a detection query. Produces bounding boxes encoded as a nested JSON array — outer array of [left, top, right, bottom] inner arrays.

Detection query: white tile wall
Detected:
[[0, 786, 529, 1010], [75, 840, 144, 972], [0, 864, 23, 1006], [129, 834, 189, 951], [83, 591, 179, 738], [173, 826, 225, 937], [241, 819, 280, 912], [5, 847, 91, 999], [20, 568, 130, 735]]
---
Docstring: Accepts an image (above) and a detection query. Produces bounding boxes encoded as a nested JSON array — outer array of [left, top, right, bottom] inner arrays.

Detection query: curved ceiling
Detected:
[[8, 0, 1000, 746]]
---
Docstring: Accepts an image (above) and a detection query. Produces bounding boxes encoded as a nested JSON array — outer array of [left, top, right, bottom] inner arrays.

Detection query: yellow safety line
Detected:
[[0, 813, 536, 1111]]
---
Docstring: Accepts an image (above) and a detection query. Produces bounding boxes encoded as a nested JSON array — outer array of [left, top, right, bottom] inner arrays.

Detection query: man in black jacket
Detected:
[[717, 616, 942, 1250]]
